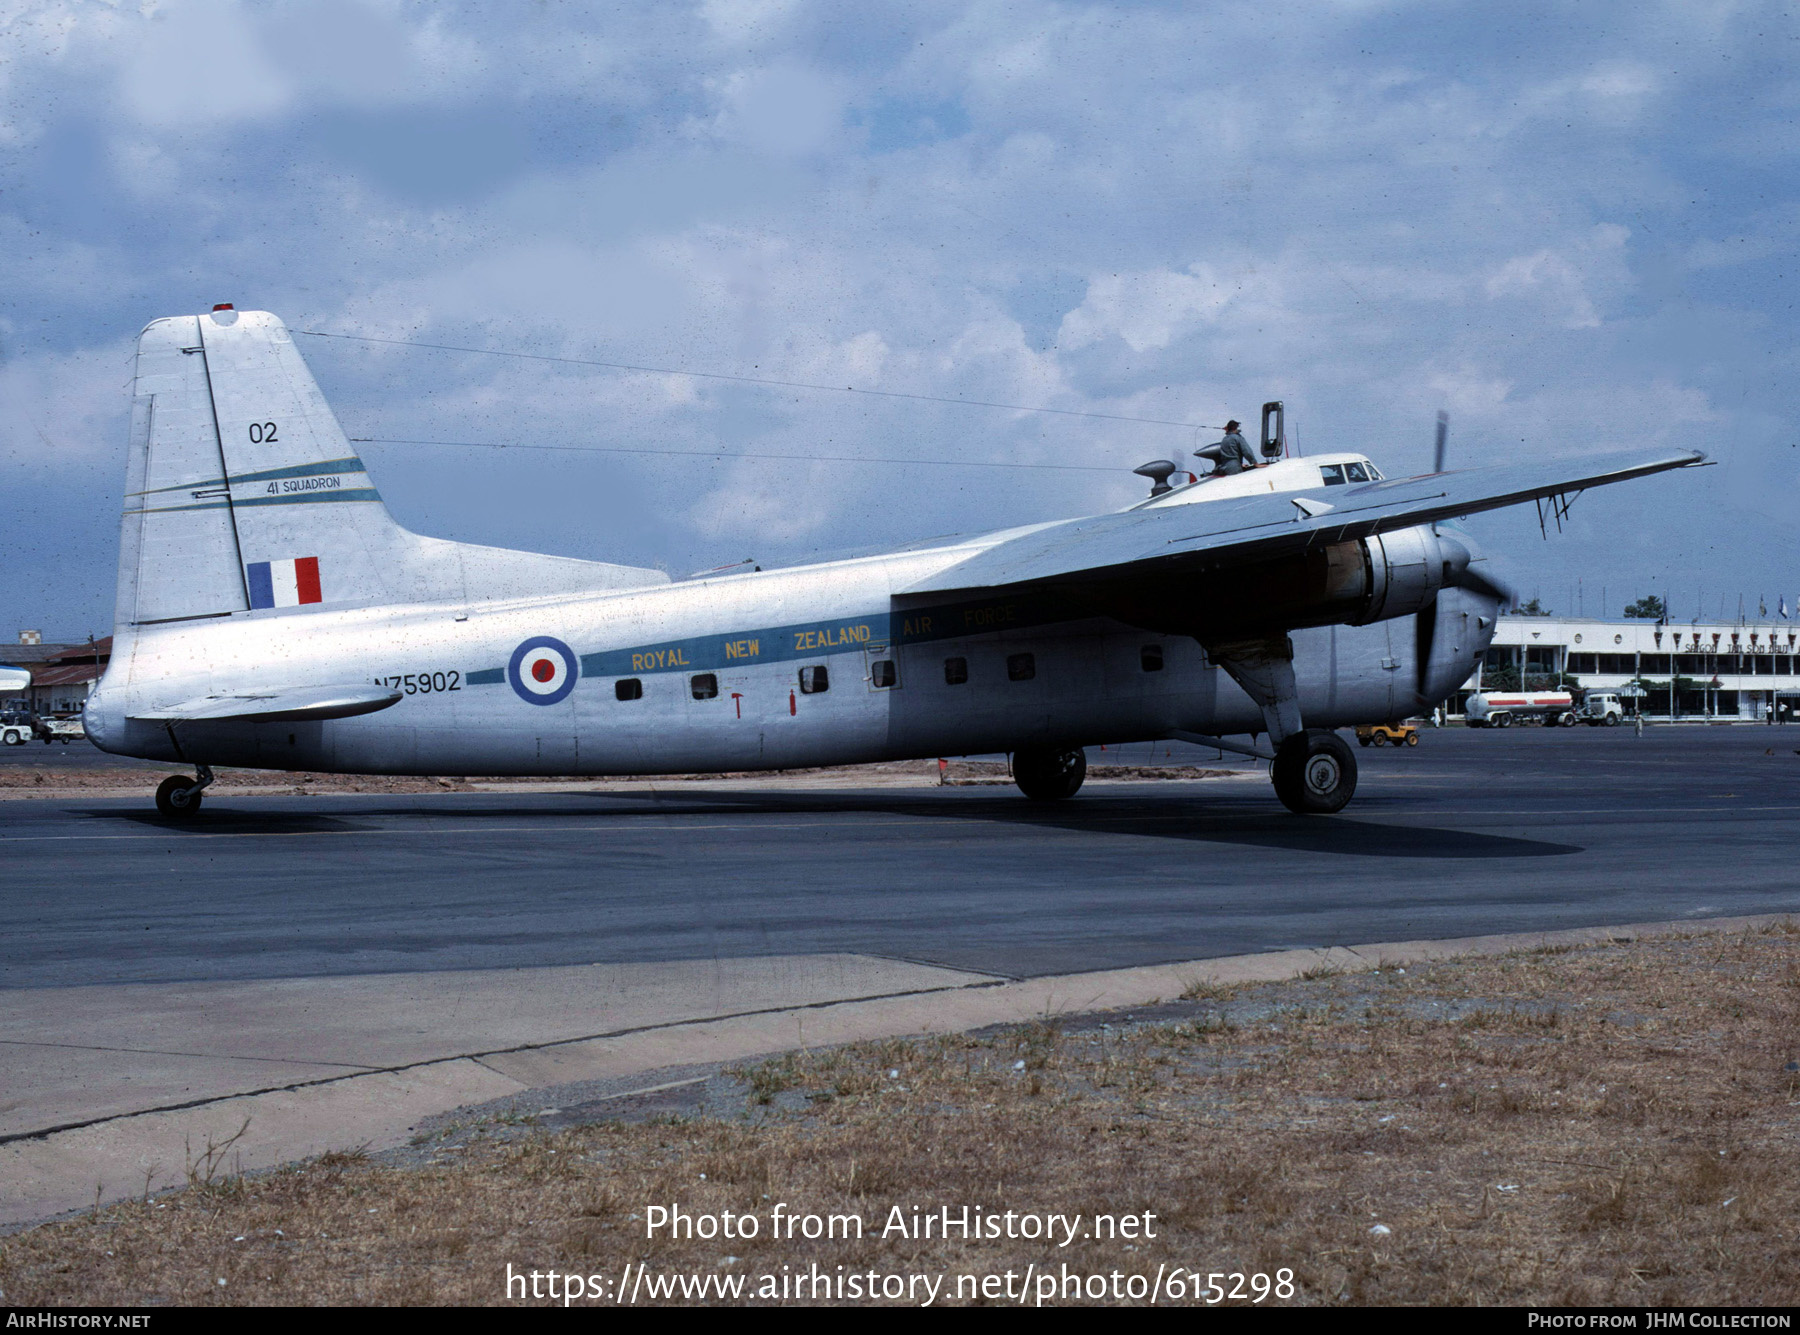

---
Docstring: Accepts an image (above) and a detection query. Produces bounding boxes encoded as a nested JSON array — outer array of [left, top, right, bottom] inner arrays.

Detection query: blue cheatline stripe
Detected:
[[124, 488, 384, 516], [464, 591, 1072, 686], [127, 457, 368, 498], [227, 457, 367, 486], [246, 562, 275, 609]]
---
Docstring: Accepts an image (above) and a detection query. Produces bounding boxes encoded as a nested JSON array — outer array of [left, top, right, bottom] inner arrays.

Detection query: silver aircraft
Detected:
[[84, 307, 1701, 818]]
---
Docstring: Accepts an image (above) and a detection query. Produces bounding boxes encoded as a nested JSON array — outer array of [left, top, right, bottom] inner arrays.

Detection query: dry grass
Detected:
[[3, 926, 1798, 1306]]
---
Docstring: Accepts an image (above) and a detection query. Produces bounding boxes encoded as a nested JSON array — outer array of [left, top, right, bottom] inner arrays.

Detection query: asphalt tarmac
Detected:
[[4, 727, 1798, 989]]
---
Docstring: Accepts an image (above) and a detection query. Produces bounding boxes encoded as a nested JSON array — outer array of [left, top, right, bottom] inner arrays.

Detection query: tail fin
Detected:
[[115, 308, 666, 631]]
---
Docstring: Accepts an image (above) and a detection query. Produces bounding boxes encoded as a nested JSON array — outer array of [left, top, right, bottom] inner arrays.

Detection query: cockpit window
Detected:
[[1365, 463, 1383, 480], [1344, 461, 1370, 482], [1319, 464, 1347, 486]]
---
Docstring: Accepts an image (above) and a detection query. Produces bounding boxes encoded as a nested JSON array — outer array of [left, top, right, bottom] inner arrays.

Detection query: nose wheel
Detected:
[[1271, 730, 1357, 814], [154, 765, 214, 820]]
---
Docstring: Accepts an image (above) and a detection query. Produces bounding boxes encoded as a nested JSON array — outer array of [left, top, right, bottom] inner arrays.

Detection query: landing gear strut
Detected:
[[1012, 746, 1087, 801], [1204, 634, 1358, 815], [155, 764, 214, 820], [1271, 730, 1358, 814]]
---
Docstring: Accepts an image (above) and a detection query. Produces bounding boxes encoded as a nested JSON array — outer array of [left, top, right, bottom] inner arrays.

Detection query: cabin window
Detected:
[[1319, 464, 1347, 486], [1344, 461, 1370, 482], [1140, 644, 1164, 672], [870, 660, 897, 688], [690, 673, 718, 699], [799, 665, 830, 694], [615, 678, 643, 701], [944, 656, 968, 685], [1007, 652, 1036, 682]]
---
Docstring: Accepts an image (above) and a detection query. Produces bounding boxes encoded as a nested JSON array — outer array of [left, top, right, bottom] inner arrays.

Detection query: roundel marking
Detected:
[[507, 636, 578, 706]]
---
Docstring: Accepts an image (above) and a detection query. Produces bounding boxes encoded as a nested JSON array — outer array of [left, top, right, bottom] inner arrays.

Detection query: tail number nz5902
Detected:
[[374, 671, 461, 695]]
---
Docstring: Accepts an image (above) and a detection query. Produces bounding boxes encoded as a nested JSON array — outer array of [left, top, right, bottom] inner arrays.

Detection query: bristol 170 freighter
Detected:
[[83, 307, 1700, 817]]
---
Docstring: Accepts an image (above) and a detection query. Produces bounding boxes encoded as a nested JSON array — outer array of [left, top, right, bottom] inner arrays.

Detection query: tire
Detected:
[[154, 775, 204, 820], [1405, 732, 1419, 747], [1495, 713, 1512, 729], [1372, 733, 1385, 746], [1012, 746, 1087, 801], [1358, 735, 1372, 746], [2, 729, 20, 746], [1603, 714, 1620, 727], [1271, 729, 1358, 815]]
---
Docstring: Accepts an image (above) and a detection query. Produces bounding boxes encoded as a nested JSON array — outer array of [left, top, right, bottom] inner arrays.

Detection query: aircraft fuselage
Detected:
[[87, 531, 1499, 775]]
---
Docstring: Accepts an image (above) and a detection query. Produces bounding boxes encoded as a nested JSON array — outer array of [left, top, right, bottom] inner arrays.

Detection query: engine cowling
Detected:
[[1106, 523, 1483, 638]]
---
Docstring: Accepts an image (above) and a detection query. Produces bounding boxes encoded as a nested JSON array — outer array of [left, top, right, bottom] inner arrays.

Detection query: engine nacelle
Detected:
[[1353, 525, 1453, 625], [1105, 523, 1481, 639]]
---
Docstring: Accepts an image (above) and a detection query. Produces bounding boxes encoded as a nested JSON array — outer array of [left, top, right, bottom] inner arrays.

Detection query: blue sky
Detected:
[[2, 0, 1795, 638]]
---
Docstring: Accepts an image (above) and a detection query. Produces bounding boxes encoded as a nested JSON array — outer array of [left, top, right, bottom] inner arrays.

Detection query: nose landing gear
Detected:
[[154, 764, 214, 819]]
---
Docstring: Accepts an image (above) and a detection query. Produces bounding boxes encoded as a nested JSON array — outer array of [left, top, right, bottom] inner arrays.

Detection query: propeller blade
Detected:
[[1433, 410, 1449, 474], [1414, 601, 1437, 700]]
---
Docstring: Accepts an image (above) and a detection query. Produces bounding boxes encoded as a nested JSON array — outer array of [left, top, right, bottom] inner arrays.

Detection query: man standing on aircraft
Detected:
[[1204, 420, 1257, 475]]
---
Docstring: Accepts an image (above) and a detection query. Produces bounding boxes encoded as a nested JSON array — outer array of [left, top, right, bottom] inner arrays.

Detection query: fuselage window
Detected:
[[1141, 644, 1164, 672], [944, 656, 968, 685], [615, 678, 643, 701], [1320, 464, 1347, 486], [871, 660, 897, 688], [690, 673, 718, 700], [1344, 461, 1370, 482], [1007, 652, 1036, 682], [799, 665, 830, 694]]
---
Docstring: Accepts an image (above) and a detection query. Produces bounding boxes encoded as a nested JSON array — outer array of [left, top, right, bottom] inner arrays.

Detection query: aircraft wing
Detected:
[[904, 447, 1703, 594], [128, 685, 403, 723]]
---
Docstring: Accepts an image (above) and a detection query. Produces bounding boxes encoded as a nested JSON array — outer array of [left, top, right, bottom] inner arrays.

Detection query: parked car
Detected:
[[1356, 722, 1420, 747]]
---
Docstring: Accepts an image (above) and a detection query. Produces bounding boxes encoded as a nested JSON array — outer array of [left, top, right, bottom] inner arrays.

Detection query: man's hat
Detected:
[[1224, 420, 1241, 431]]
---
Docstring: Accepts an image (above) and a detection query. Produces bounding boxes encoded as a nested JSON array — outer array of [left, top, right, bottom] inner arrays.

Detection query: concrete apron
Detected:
[[3, 913, 1792, 1228]]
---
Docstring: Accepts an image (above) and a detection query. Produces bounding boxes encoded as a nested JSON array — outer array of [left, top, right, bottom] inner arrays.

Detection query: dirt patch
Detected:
[[0, 758, 1239, 796], [6, 926, 1794, 1306]]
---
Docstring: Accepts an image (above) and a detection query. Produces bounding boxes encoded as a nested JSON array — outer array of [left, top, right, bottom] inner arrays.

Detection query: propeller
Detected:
[[1413, 409, 1513, 703]]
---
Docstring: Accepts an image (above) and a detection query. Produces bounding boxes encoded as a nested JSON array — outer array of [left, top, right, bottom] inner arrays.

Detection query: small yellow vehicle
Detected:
[[1356, 722, 1419, 747]]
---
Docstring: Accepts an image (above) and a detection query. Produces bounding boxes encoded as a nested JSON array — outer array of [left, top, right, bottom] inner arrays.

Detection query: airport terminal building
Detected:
[[1465, 614, 1800, 720]]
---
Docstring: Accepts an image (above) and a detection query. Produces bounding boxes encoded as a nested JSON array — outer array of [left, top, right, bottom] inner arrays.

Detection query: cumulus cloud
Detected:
[[0, 0, 1794, 629]]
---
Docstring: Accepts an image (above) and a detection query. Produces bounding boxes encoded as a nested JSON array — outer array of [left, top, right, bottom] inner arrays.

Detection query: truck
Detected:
[[1464, 690, 1577, 728], [34, 713, 86, 744], [0, 707, 32, 746], [1577, 691, 1626, 726], [1, 708, 86, 745]]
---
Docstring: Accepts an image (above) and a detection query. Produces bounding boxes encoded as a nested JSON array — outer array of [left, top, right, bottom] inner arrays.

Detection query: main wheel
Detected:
[[1012, 746, 1087, 801], [1271, 729, 1358, 815], [155, 775, 204, 820]]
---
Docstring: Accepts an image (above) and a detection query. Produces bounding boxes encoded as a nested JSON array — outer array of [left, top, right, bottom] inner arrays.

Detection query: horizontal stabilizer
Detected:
[[129, 685, 402, 723]]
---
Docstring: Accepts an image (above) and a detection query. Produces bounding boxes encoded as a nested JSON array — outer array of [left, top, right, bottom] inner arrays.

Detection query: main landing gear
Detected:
[[1205, 633, 1359, 816], [1270, 730, 1358, 815], [1012, 746, 1087, 801], [155, 764, 214, 820]]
